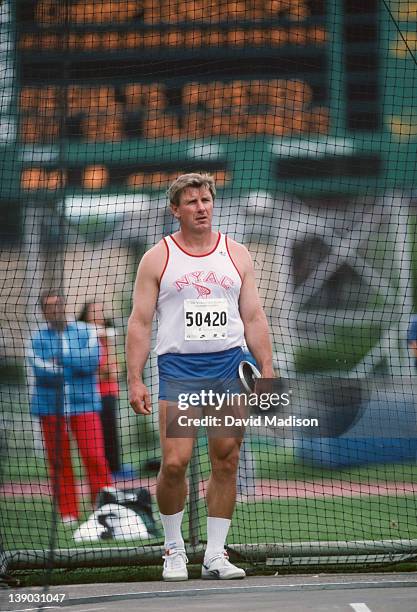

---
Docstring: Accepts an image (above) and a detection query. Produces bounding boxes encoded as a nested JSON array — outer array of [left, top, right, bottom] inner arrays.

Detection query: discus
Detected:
[[238, 360, 261, 393]]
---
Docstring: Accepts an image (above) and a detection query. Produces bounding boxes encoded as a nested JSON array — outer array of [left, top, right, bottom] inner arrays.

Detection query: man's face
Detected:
[[171, 186, 213, 232], [42, 295, 66, 329]]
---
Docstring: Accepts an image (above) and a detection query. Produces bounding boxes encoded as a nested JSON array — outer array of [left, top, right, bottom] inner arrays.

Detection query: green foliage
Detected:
[[71, 215, 117, 243], [294, 325, 382, 372], [0, 363, 25, 384]]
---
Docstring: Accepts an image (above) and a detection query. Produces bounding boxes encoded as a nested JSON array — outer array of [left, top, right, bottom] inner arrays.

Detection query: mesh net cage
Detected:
[[1, 0, 417, 585]]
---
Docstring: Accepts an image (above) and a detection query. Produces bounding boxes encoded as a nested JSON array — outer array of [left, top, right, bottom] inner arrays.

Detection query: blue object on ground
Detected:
[[112, 463, 138, 480], [296, 386, 417, 467]]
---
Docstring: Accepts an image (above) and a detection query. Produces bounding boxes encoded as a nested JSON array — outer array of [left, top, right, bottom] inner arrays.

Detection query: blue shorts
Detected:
[[158, 346, 245, 401]]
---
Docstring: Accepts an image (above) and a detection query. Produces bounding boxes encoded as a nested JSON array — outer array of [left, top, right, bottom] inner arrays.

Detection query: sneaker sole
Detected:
[[162, 574, 189, 582], [201, 572, 245, 580]]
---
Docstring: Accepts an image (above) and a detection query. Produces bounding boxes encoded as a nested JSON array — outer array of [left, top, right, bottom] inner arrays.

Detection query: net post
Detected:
[[188, 440, 201, 547], [327, 0, 346, 135]]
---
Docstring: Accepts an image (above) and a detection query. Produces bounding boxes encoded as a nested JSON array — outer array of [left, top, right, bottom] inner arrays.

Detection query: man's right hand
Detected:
[[129, 381, 152, 415]]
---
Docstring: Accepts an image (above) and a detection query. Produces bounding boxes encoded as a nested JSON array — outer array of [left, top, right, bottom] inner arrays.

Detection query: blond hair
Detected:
[[167, 172, 216, 206]]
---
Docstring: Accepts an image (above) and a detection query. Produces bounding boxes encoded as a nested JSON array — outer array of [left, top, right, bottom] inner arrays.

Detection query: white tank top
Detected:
[[155, 232, 245, 355]]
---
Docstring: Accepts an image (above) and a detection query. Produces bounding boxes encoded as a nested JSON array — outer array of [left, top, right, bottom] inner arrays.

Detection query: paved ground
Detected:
[[2, 573, 417, 612]]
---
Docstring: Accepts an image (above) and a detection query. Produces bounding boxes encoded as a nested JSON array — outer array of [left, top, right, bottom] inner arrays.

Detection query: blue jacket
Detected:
[[28, 321, 101, 416]]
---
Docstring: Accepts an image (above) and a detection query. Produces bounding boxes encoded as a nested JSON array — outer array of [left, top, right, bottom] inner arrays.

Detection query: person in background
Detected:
[[28, 291, 113, 525], [407, 314, 417, 370], [78, 301, 126, 479]]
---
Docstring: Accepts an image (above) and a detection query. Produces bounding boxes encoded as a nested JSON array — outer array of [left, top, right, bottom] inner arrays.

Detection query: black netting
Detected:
[[1, 0, 417, 586]]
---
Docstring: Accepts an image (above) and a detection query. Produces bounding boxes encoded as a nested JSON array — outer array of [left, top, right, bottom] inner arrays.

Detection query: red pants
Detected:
[[40, 412, 113, 519]]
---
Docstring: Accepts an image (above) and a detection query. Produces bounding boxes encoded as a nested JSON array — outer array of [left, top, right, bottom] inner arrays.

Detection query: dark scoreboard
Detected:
[[13, 0, 412, 198]]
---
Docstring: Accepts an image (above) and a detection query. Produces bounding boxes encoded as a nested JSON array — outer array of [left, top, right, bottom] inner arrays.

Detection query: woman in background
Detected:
[[78, 301, 122, 477]]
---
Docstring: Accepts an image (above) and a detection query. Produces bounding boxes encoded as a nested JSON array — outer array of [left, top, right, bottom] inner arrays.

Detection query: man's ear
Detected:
[[170, 203, 180, 219]]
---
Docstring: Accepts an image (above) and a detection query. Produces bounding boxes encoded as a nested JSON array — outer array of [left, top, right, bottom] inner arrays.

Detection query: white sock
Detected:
[[204, 517, 231, 561], [160, 510, 185, 551]]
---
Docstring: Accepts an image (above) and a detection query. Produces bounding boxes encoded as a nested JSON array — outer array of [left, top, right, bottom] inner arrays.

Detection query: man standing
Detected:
[[28, 291, 113, 524], [126, 173, 274, 581]]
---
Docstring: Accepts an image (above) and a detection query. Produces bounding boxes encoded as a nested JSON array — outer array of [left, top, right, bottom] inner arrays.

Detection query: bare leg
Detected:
[[206, 436, 243, 518], [156, 400, 195, 514]]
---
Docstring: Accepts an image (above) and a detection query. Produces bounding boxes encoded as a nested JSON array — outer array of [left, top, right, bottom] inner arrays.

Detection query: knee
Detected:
[[211, 449, 240, 481], [160, 458, 188, 482]]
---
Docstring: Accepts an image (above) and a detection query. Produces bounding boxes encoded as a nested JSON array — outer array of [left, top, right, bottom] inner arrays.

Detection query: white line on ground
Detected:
[[67, 606, 106, 612], [350, 604, 372, 612], [4, 607, 105, 612], [4, 607, 62, 612]]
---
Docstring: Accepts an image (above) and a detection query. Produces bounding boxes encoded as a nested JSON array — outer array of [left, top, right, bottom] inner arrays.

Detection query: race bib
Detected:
[[184, 298, 228, 341]]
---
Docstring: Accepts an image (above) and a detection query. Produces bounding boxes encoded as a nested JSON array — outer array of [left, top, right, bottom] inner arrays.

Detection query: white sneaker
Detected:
[[162, 548, 188, 581], [202, 551, 246, 580]]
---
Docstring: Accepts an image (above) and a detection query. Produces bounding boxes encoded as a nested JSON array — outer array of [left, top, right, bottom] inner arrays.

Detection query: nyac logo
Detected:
[[173, 270, 235, 297]]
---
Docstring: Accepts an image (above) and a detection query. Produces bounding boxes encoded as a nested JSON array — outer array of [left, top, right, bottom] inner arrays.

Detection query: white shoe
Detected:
[[202, 551, 246, 580], [162, 548, 188, 581]]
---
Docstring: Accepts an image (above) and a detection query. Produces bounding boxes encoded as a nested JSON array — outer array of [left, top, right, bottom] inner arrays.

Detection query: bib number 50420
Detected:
[[184, 298, 228, 341], [185, 311, 227, 327]]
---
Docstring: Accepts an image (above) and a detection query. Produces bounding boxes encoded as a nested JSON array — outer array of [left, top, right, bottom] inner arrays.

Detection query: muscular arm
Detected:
[[229, 240, 275, 377], [126, 241, 166, 414]]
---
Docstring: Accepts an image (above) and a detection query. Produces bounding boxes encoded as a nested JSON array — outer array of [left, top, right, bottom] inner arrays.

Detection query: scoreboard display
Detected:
[[12, 0, 417, 197]]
